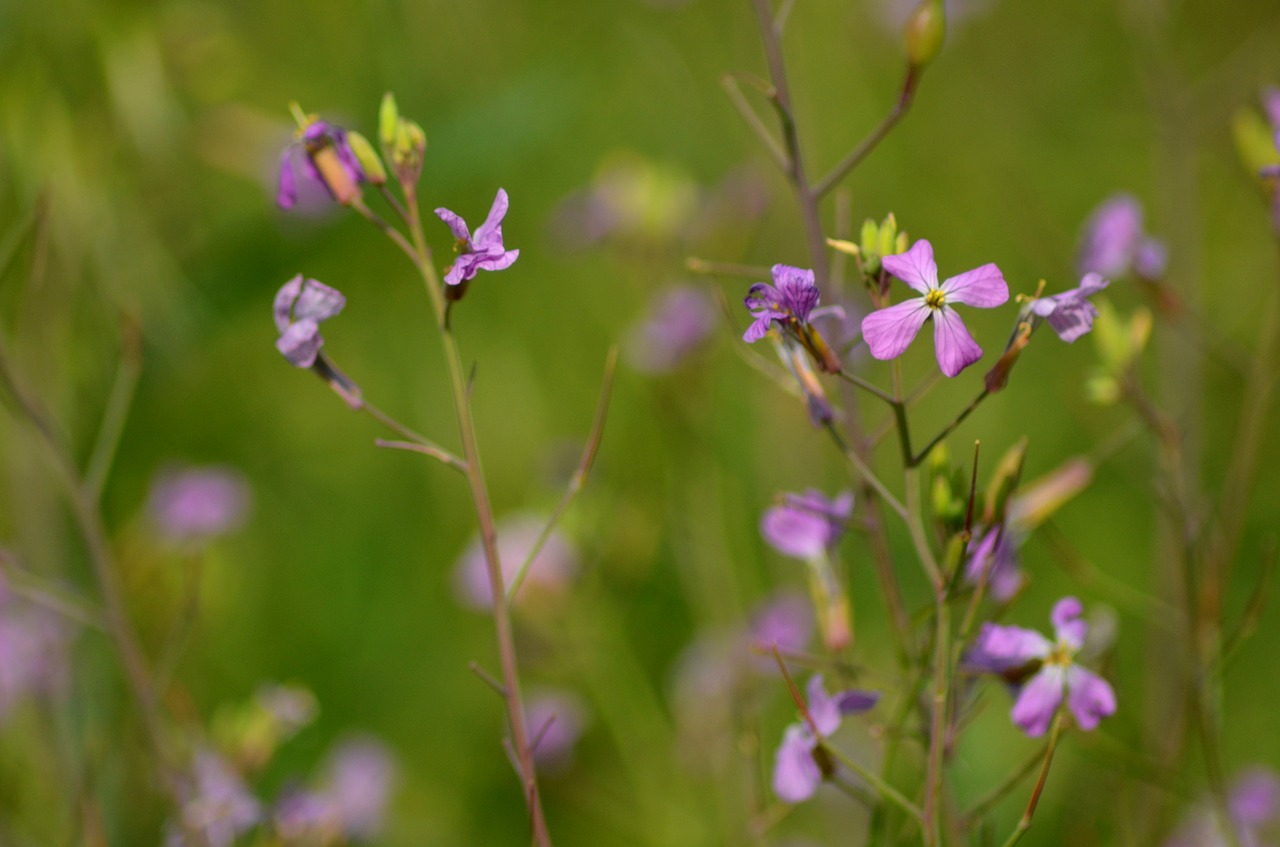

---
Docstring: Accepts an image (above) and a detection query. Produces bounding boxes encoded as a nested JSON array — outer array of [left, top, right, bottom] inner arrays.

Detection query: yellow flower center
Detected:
[[925, 289, 946, 310], [1044, 642, 1075, 668]]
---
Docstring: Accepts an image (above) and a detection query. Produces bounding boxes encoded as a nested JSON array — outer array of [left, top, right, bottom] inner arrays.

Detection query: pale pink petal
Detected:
[[273, 275, 304, 333], [472, 188, 510, 249], [881, 239, 938, 295], [1051, 597, 1087, 649], [861, 299, 930, 361], [434, 207, 472, 243], [940, 263, 1008, 308], [773, 724, 821, 803], [1011, 666, 1065, 737], [931, 308, 983, 377], [806, 675, 840, 737], [1064, 666, 1115, 731]]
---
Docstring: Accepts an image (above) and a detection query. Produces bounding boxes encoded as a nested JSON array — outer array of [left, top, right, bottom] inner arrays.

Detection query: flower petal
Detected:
[[806, 675, 841, 737], [940, 263, 1008, 308], [477, 248, 519, 273], [472, 188, 509, 250], [434, 207, 472, 244], [1011, 666, 1065, 737], [931, 307, 983, 377], [276, 318, 323, 368], [966, 623, 1052, 671], [1051, 597, 1087, 650], [861, 299, 930, 361], [292, 279, 346, 323], [772, 265, 820, 321], [273, 275, 304, 334], [881, 239, 938, 295], [835, 689, 880, 715], [276, 150, 298, 210], [1044, 300, 1099, 343], [743, 316, 773, 343], [1064, 666, 1115, 731], [773, 724, 821, 803]]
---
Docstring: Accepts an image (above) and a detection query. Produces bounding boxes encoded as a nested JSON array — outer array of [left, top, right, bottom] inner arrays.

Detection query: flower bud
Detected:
[[392, 119, 427, 186], [984, 438, 1027, 526], [905, 0, 946, 69], [379, 92, 400, 150], [346, 130, 387, 186], [877, 212, 900, 261]]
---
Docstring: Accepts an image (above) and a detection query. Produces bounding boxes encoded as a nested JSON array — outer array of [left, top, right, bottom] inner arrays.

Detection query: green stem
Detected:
[[910, 389, 989, 468], [998, 713, 1065, 847], [823, 743, 924, 822]]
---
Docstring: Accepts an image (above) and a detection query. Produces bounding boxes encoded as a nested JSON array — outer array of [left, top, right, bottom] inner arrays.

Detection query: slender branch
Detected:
[[374, 439, 467, 472], [998, 713, 1065, 847], [922, 581, 951, 847], [507, 346, 617, 605], [84, 316, 141, 504], [720, 75, 789, 173], [963, 739, 1053, 825], [823, 743, 924, 822], [814, 67, 920, 199], [823, 422, 909, 521], [910, 389, 990, 468]]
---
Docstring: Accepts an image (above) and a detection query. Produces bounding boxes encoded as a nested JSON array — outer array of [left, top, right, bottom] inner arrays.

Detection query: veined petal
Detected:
[[292, 279, 346, 323], [1011, 666, 1065, 737], [1064, 666, 1115, 730], [940, 263, 1008, 308], [434, 207, 472, 244], [773, 724, 821, 803], [881, 239, 938, 295], [932, 307, 983, 377], [1045, 301, 1098, 343], [276, 319, 323, 368], [472, 188, 509, 249], [478, 248, 519, 273], [743, 316, 774, 343], [273, 275, 304, 334], [861, 299, 930, 361]]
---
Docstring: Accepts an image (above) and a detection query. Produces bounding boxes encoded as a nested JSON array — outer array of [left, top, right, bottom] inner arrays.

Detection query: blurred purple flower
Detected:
[[760, 490, 854, 560], [1077, 194, 1167, 280], [963, 524, 1024, 602], [626, 286, 718, 373], [454, 514, 579, 610], [1164, 767, 1280, 847], [862, 240, 1009, 377], [1027, 273, 1110, 343], [274, 275, 346, 368], [255, 683, 316, 737], [966, 597, 1116, 737], [0, 591, 70, 721], [170, 751, 261, 847], [773, 674, 879, 803], [743, 265, 820, 343], [148, 466, 251, 543], [526, 689, 589, 772], [323, 737, 397, 840], [747, 592, 814, 662], [1264, 87, 1280, 149], [435, 189, 520, 286], [277, 121, 364, 209]]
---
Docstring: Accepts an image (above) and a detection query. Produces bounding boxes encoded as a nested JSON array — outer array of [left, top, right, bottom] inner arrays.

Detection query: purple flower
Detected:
[[773, 675, 879, 803], [760, 490, 854, 560], [526, 689, 589, 772], [148, 466, 251, 543], [169, 751, 260, 847], [748, 592, 815, 661], [274, 275, 346, 368], [743, 265, 820, 343], [454, 514, 579, 610], [434, 189, 520, 286], [1077, 194, 1168, 280], [966, 597, 1116, 737], [963, 525, 1024, 602], [0, 591, 70, 721], [1264, 87, 1280, 150], [277, 121, 364, 209], [861, 240, 1009, 377], [322, 737, 397, 840], [1163, 767, 1280, 847], [626, 286, 718, 373], [1026, 273, 1110, 343]]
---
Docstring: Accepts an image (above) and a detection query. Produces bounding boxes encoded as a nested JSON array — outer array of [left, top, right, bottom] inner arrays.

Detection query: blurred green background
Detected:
[[2, 0, 1280, 843]]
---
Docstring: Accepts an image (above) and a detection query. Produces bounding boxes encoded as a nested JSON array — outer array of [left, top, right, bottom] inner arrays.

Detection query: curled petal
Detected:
[[932, 307, 983, 377], [292, 279, 346, 323], [472, 188, 510, 249], [743, 316, 774, 343], [276, 319, 324, 368], [881, 239, 938, 295], [835, 689, 880, 715], [1064, 666, 1115, 731], [1011, 666, 1066, 737], [434, 207, 472, 244], [480, 248, 519, 273], [1043, 300, 1099, 343], [273, 275, 305, 334], [773, 724, 821, 803], [966, 622, 1052, 671], [1051, 596, 1087, 650], [940, 263, 1008, 308], [861, 299, 930, 361], [806, 675, 841, 737]]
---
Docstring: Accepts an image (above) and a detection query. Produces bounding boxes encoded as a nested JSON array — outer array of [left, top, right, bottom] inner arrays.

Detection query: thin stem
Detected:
[[905, 468, 942, 586], [0, 553, 105, 632], [910, 389, 990, 468], [922, 582, 951, 847], [814, 67, 920, 199], [374, 439, 467, 472], [823, 422, 908, 521], [507, 346, 617, 605], [822, 743, 924, 822], [377, 183, 411, 227], [84, 316, 141, 504], [963, 739, 1053, 825], [833, 369, 900, 408], [361, 399, 463, 467], [998, 713, 1065, 847], [720, 75, 789, 173], [352, 196, 420, 268]]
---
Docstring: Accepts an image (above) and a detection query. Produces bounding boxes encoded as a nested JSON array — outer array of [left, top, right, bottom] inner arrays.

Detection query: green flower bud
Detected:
[[860, 218, 879, 258], [379, 92, 400, 150], [1232, 108, 1280, 178], [877, 212, 899, 260], [346, 130, 386, 185], [905, 0, 946, 69]]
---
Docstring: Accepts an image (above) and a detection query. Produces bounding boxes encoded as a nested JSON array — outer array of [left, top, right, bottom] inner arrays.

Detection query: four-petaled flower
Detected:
[[435, 189, 520, 286], [743, 265, 821, 343], [760, 490, 854, 560], [861, 240, 1009, 377], [965, 597, 1116, 737], [1028, 272, 1110, 343], [773, 674, 879, 803], [274, 275, 346, 368], [277, 121, 364, 209]]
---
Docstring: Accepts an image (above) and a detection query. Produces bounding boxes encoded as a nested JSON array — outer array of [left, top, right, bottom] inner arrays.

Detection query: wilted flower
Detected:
[[1163, 767, 1280, 847], [760, 490, 853, 560], [148, 466, 251, 543], [1027, 273, 1110, 343], [625, 286, 718, 373], [963, 524, 1023, 601], [435, 189, 520, 286], [526, 690, 589, 772], [454, 514, 578, 610], [965, 597, 1116, 737], [170, 751, 261, 847], [274, 275, 346, 368], [773, 675, 879, 803], [277, 120, 364, 209], [861, 239, 1009, 377], [1077, 194, 1167, 280]]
